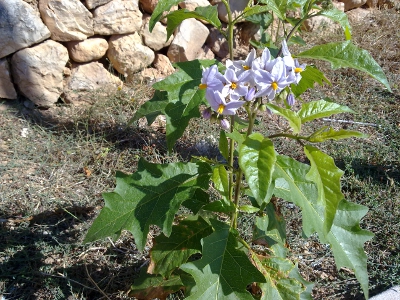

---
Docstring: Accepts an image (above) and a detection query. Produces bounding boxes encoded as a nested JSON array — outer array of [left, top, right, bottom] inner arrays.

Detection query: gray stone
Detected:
[[0, 0, 51, 58], [0, 58, 17, 100], [11, 40, 69, 107]]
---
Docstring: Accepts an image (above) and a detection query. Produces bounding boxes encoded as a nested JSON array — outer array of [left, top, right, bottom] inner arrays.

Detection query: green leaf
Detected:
[[298, 99, 354, 124], [219, 130, 229, 161], [129, 90, 169, 126], [290, 65, 331, 97], [258, 0, 287, 20], [149, 0, 181, 32], [289, 264, 314, 300], [266, 104, 301, 133], [296, 41, 392, 92], [250, 245, 305, 300], [226, 129, 246, 145], [129, 268, 183, 299], [253, 202, 286, 247], [212, 165, 230, 203], [241, 5, 271, 20], [180, 219, 266, 299], [84, 159, 211, 251], [239, 133, 276, 206], [202, 200, 236, 213], [273, 155, 374, 297], [149, 216, 213, 278], [308, 126, 368, 142], [182, 188, 210, 214], [166, 6, 221, 40], [304, 145, 344, 234], [319, 8, 352, 40], [238, 205, 260, 213], [153, 59, 218, 152]]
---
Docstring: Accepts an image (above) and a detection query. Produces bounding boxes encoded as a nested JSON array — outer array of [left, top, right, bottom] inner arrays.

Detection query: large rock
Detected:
[[139, 0, 158, 13], [11, 40, 69, 107], [108, 32, 155, 78], [93, 0, 143, 35], [179, 0, 210, 10], [66, 38, 109, 63], [303, 2, 344, 32], [0, 0, 51, 58], [39, 0, 94, 41], [339, 0, 367, 10], [0, 59, 17, 100], [85, 0, 112, 9], [346, 7, 372, 23], [63, 62, 122, 105], [206, 27, 229, 59], [217, 0, 248, 23], [167, 18, 209, 63], [141, 15, 172, 51]]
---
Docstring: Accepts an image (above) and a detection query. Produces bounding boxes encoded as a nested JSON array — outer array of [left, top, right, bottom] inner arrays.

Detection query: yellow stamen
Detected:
[[217, 104, 225, 115], [272, 82, 278, 90], [294, 67, 303, 73], [243, 65, 250, 70], [231, 82, 237, 89], [199, 83, 207, 89]]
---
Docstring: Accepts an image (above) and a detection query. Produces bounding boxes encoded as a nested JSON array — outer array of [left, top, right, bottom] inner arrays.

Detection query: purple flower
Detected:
[[231, 49, 257, 76], [281, 39, 295, 69], [206, 89, 245, 115], [252, 48, 276, 72], [221, 68, 249, 101], [245, 87, 256, 101], [199, 65, 224, 92], [293, 59, 306, 84], [254, 60, 291, 100]]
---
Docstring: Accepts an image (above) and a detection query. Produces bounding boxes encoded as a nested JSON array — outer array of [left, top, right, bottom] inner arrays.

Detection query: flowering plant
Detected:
[[85, 0, 391, 299]]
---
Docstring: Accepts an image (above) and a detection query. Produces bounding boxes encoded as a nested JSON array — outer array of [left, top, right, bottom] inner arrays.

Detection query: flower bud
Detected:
[[259, 104, 267, 111], [220, 119, 230, 130], [287, 93, 295, 106], [245, 87, 256, 101], [202, 108, 212, 120]]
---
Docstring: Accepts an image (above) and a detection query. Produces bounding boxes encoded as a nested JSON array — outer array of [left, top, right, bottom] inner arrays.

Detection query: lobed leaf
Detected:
[[166, 6, 221, 40], [290, 65, 331, 97], [266, 104, 302, 133], [298, 98, 354, 124], [149, 216, 213, 278], [239, 133, 276, 206], [129, 90, 168, 125], [258, 0, 287, 20], [180, 219, 266, 299], [296, 41, 392, 92], [308, 127, 368, 142], [84, 159, 211, 252], [273, 155, 374, 298], [318, 8, 352, 40], [149, 0, 182, 32], [304, 145, 344, 234], [130, 268, 183, 299]]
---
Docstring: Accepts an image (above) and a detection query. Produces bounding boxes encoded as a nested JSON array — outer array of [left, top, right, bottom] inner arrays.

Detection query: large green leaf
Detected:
[[266, 104, 302, 133], [180, 219, 266, 299], [290, 65, 331, 97], [308, 127, 368, 142], [84, 159, 211, 251], [304, 145, 344, 234], [259, 0, 287, 20], [149, 0, 182, 32], [251, 244, 305, 300], [241, 5, 271, 20], [130, 268, 183, 299], [298, 99, 354, 124], [129, 90, 168, 125], [296, 41, 391, 92], [319, 8, 352, 40], [239, 133, 276, 206], [273, 155, 374, 297], [153, 59, 218, 151], [166, 6, 221, 40], [149, 216, 213, 278], [253, 202, 286, 247]]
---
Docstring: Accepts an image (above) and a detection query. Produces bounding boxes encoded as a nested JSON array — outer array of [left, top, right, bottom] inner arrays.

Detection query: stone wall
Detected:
[[0, 0, 377, 108]]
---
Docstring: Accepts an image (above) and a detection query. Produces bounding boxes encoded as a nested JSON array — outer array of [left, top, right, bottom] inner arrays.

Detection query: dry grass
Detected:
[[1, 8, 399, 300]]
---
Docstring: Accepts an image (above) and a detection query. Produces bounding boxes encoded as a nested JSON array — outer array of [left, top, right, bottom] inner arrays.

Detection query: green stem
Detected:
[[221, 0, 234, 60]]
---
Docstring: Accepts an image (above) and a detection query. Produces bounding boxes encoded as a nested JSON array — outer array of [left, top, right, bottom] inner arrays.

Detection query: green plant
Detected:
[[84, 0, 391, 299]]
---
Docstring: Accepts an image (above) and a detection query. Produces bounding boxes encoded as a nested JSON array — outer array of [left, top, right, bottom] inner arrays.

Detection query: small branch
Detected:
[[40, 272, 99, 292], [322, 118, 380, 127]]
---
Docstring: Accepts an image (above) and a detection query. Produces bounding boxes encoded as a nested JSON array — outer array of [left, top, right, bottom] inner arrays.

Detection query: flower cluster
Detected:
[[200, 41, 306, 129]]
